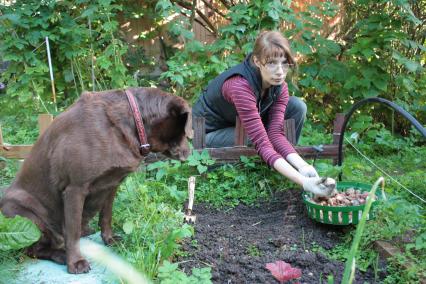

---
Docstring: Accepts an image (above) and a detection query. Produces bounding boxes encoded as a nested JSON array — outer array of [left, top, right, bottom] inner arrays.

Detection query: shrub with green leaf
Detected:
[[0, 0, 136, 117], [157, 260, 212, 284], [159, 0, 425, 137], [0, 213, 41, 251], [111, 173, 193, 279]]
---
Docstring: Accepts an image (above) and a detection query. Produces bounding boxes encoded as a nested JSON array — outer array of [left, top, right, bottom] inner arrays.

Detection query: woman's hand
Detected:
[[272, 158, 335, 197], [298, 165, 319, 178], [302, 177, 336, 197], [285, 153, 319, 177]]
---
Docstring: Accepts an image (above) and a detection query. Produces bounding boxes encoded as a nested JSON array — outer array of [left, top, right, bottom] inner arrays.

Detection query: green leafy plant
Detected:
[[0, 0, 136, 116], [110, 173, 193, 279], [0, 213, 41, 251], [157, 260, 212, 284], [246, 243, 262, 257], [0, 250, 22, 283], [186, 149, 215, 175], [158, 0, 425, 140], [0, 159, 20, 188], [196, 162, 273, 208]]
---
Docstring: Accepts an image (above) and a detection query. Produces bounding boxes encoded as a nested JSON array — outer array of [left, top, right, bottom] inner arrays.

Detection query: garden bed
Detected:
[[178, 188, 386, 283]]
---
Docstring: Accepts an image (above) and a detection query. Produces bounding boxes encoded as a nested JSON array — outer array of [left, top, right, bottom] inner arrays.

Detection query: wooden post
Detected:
[[192, 116, 206, 149], [332, 113, 345, 164], [38, 114, 53, 137], [234, 116, 247, 146], [284, 119, 296, 145]]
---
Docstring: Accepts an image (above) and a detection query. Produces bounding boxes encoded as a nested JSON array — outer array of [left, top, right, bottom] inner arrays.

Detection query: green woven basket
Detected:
[[302, 181, 381, 225]]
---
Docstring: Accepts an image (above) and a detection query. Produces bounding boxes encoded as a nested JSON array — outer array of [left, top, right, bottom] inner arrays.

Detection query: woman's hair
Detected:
[[252, 31, 296, 66]]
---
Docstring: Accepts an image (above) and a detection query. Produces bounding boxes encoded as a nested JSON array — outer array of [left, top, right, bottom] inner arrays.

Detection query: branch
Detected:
[[177, 11, 216, 35], [195, 8, 218, 36], [190, 0, 196, 26], [173, 0, 218, 36], [194, 15, 216, 35], [216, 0, 231, 10], [172, 0, 193, 12], [200, 0, 228, 19]]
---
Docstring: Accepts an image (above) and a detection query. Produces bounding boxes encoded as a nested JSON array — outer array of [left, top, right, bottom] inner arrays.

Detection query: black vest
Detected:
[[192, 54, 282, 133]]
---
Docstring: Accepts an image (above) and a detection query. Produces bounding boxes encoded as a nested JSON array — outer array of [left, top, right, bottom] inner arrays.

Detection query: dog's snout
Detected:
[[179, 147, 190, 161]]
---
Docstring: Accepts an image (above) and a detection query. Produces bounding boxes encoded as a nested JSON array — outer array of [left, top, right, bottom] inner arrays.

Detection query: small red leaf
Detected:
[[265, 260, 302, 283]]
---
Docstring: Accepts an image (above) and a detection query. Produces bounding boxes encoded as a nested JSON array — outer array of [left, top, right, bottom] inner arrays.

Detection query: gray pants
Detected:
[[206, 96, 307, 147]]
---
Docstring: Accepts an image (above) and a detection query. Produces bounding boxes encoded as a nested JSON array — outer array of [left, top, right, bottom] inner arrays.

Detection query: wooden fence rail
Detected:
[[188, 114, 345, 163], [0, 114, 53, 160], [0, 113, 345, 163]]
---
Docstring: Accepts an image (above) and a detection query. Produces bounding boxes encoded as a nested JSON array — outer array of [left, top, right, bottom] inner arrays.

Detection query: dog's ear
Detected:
[[168, 99, 193, 139], [184, 105, 193, 139]]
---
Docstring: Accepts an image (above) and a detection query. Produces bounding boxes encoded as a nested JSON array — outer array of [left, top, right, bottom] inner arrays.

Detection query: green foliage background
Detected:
[[0, 0, 136, 118], [158, 0, 425, 136], [1, 0, 424, 138]]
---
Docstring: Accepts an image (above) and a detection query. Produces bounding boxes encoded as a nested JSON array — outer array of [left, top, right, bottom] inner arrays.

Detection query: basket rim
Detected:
[[302, 181, 381, 211]]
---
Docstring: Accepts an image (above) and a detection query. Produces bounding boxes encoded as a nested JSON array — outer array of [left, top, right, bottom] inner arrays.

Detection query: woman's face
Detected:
[[253, 55, 292, 89]]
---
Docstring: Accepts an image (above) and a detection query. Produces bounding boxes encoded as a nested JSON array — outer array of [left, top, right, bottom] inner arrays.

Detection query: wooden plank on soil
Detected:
[[374, 240, 419, 274], [0, 145, 33, 159], [374, 240, 402, 259]]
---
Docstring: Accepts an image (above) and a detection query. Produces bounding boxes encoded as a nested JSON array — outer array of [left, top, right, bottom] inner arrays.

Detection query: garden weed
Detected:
[[0, 159, 19, 188], [109, 173, 194, 279], [0, 250, 23, 283], [157, 260, 212, 284], [246, 244, 262, 257], [195, 158, 286, 208], [0, 116, 38, 145]]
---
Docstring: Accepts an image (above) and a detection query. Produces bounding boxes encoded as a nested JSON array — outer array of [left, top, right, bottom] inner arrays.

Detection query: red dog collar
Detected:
[[125, 89, 151, 156]]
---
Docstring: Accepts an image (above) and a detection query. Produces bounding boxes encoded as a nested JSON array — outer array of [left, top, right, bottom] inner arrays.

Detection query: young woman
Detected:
[[192, 30, 335, 196]]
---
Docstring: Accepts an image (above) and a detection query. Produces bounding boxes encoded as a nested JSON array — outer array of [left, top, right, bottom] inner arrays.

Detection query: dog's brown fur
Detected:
[[0, 87, 192, 273]]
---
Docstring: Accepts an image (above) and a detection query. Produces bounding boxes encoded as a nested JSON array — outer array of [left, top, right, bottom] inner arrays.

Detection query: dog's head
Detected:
[[147, 96, 193, 161]]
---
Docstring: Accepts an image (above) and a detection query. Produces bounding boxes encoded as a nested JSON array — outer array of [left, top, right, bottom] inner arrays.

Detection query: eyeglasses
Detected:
[[263, 61, 294, 72]]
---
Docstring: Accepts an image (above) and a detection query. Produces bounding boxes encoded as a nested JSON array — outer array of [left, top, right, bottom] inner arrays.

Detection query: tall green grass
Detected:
[[342, 177, 385, 283]]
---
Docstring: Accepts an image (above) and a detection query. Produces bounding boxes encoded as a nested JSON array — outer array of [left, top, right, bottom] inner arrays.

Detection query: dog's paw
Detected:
[[51, 249, 66, 265], [67, 259, 91, 274], [102, 234, 122, 246]]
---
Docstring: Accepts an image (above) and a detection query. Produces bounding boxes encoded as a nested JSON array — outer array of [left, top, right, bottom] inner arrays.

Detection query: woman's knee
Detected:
[[206, 127, 236, 148], [291, 96, 307, 117]]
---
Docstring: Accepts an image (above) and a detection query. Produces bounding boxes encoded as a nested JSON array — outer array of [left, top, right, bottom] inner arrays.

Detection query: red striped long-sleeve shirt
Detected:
[[222, 75, 296, 167]]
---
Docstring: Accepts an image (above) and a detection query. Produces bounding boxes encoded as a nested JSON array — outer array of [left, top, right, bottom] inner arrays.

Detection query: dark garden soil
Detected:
[[178, 188, 386, 284]]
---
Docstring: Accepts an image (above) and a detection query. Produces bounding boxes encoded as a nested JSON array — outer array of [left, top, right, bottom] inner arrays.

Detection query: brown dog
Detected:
[[0, 87, 192, 273]]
